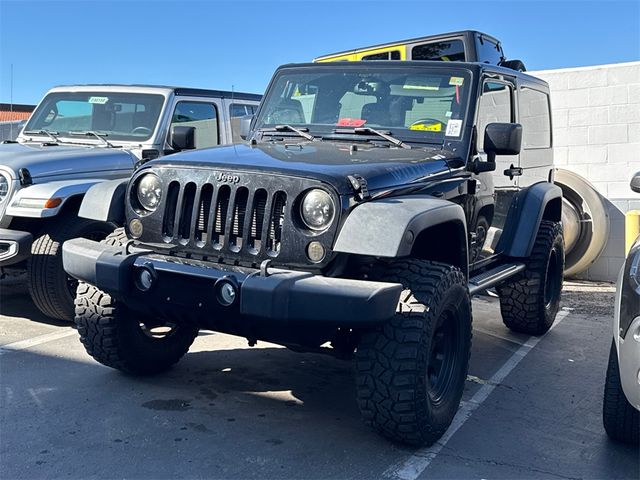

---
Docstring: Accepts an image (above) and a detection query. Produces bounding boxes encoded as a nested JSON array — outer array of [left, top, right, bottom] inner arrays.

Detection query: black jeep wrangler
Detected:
[[63, 61, 564, 446]]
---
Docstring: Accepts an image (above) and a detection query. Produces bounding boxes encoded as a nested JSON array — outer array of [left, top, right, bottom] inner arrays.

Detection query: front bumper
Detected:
[[0, 228, 33, 266], [62, 238, 403, 327]]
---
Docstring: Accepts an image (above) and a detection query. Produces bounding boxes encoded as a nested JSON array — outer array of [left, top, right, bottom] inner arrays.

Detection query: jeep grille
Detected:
[[162, 181, 287, 257]]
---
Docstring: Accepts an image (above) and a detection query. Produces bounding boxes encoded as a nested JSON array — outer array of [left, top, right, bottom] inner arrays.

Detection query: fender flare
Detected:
[[78, 179, 128, 224], [333, 196, 468, 275], [5, 179, 106, 218], [496, 182, 563, 258]]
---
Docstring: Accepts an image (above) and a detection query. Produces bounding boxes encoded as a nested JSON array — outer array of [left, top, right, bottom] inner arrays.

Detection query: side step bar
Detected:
[[468, 262, 526, 296]]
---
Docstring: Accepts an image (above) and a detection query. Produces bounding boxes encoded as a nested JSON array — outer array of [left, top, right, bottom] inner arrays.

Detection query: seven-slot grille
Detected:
[[161, 180, 287, 257]]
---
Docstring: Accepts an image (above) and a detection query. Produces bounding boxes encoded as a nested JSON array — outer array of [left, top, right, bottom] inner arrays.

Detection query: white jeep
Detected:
[[0, 84, 260, 320]]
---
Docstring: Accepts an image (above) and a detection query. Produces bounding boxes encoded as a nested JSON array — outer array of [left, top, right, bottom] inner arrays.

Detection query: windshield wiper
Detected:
[[332, 127, 411, 149], [23, 130, 61, 143], [259, 125, 315, 141], [69, 130, 114, 147]]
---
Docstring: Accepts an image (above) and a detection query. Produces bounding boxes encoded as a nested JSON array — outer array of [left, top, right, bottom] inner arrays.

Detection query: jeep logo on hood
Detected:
[[215, 172, 240, 184]]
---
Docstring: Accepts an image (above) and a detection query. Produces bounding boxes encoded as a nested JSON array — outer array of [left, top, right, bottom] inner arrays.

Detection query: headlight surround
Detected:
[[300, 188, 335, 231], [0, 174, 9, 204], [136, 173, 162, 212]]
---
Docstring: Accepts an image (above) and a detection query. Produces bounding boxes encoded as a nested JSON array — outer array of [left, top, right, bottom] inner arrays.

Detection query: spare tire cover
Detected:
[[555, 168, 610, 277]]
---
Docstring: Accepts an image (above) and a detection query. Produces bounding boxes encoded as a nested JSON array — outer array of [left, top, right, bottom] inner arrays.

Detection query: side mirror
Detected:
[[239, 114, 254, 140], [484, 122, 522, 164], [169, 125, 195, 151], [631, 171, 640, 194]]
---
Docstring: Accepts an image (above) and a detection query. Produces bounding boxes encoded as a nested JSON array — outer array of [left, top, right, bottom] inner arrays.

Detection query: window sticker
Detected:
[[337, 118, 366, 127], [88, 96, 109, 104], [445, 119, 463, 137], [449, 77, 464, 86], [410, 122, 442, 132], [445, 111, 452, 117]]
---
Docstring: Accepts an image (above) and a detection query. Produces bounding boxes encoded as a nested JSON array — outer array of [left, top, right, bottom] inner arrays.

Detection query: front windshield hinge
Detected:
[[19, 168, 33, 186], [347, 175, 370, 201]]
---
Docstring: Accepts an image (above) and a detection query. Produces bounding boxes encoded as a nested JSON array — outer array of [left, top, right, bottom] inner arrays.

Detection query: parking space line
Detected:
[[472, 327, 526, 346], [0, 329, 77, 355], [383, 310, 571, 480]]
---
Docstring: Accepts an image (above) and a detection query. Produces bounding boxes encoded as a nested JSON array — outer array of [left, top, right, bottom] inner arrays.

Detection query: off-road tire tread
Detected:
[[355, 260, 472, 446], [497, 220, 564, 335], [603, 341, 639, 444]]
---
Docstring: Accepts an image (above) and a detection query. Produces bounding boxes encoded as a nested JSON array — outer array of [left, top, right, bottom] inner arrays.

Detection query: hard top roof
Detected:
[[314, 30, 500, 60], [47, 84, 261, 101], [274, 60, 549, 88]]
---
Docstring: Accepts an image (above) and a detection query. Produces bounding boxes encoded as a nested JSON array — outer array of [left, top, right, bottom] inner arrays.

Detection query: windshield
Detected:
[[24, 91, 165, 142], [255, 66, 472, 143]]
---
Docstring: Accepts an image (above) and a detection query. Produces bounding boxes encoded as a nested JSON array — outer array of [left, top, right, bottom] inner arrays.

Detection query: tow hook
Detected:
[[260, 259, 272, 277]]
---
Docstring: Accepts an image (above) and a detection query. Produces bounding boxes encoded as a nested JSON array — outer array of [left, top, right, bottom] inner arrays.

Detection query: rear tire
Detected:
[[603, 341, 639, 444], [355, 260, 472, 446], [74, 229, 198, 375], [27, 213, 115, 321], [497, 221, 564, 335]]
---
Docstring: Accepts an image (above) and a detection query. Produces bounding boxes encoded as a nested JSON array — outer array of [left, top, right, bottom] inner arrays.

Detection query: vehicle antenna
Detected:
[[10, 63, 14, 139]]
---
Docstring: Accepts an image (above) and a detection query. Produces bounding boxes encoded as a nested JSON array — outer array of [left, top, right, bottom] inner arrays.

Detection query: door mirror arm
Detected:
[[469, 156, 496, 174]]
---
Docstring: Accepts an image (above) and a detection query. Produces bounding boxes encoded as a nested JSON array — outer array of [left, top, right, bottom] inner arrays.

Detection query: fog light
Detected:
[[135, 265, 156, 292], [307, 241, 326, 263], [215, 277, 238, 307], [130, 218, 143, 238]]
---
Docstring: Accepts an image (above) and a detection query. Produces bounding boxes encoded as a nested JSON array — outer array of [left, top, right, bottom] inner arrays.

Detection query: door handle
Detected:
[[503, 164, 523, 180]]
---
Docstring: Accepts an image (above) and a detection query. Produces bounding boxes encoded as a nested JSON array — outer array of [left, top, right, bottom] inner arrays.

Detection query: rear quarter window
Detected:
[[476, 37, 503, 65], [411, 40, 465, 62], [518, 87, 551, 149]]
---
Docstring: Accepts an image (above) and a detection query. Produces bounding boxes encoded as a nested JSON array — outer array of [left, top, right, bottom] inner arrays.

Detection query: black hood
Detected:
[[146, 142, 461, 195]]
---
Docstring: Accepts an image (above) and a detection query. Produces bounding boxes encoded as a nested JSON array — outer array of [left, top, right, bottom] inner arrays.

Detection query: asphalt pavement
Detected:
[[1, 277, 638, 479]]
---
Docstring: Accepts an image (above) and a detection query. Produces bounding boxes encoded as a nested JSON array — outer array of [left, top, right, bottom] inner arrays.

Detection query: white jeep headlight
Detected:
[[300, 189, 335, 231], [136, 173, 162, 212]]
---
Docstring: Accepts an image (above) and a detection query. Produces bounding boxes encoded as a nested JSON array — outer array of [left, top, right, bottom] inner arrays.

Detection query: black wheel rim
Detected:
[[544, 247, 562, 308], [427, 307, 459, 404]]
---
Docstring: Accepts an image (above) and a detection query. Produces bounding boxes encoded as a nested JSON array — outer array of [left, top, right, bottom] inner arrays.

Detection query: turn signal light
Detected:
[[44, 198, 62, 208]]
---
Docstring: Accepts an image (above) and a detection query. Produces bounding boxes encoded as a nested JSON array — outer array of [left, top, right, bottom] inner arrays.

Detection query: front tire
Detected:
[[355, 260, 472, 446], [603, 341, 639, 444], [497, 220, 564, 335], [28, 213, 115, 321], [74, 229, 198, 375]]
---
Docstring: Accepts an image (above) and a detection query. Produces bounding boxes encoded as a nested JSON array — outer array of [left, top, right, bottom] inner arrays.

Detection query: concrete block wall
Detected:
[[532, 62, 640, 281]]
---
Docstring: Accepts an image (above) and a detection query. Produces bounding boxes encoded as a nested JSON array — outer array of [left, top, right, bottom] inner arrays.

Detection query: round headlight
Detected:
[[137, 173, 162, 211], [300, 189, 335, 231], [0, 175, 9, 204]]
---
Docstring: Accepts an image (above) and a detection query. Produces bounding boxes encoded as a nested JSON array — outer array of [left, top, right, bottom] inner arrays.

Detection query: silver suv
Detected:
[[0, 84, 260, 320]]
